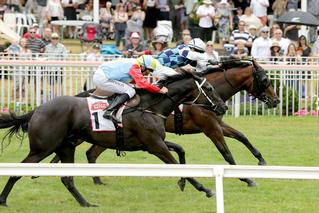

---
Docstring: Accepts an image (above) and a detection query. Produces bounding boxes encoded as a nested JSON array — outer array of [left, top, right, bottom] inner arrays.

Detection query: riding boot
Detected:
[[103, 93, 130, 123]]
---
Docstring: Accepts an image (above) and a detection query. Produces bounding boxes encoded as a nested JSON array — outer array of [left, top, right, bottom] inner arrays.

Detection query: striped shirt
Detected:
[[27, 38, 46, 53], [230, 30, 252, 43]]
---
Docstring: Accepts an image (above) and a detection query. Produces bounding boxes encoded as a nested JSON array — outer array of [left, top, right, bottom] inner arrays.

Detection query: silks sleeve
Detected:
[[128, 64, 161, 93]]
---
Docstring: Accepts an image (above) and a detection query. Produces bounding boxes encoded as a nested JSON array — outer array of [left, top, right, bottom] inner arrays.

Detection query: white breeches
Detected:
[[93, 68, 136, 98]]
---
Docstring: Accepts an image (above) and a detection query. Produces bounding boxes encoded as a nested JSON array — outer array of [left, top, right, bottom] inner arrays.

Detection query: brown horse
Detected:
[[64, 59, 279, 187], [0, 72, 227, 207]]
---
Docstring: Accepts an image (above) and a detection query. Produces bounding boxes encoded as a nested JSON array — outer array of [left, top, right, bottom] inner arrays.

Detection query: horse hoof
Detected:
[[247, 181, 258, 187], [0, 198, 7, 207], [258, 160, 267, 166], [177, 178, 186, 191], [205, 190, 215, 198], [93, 180, 104, 185], [82, 203, 98, 207]]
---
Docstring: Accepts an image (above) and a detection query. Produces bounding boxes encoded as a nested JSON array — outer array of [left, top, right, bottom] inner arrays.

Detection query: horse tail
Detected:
[[0, 110, 34, 135]]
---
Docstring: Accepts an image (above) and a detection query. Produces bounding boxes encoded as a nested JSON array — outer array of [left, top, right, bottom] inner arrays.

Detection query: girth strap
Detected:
[[174, 108, 184, 135], [114, 123, 125, 157]]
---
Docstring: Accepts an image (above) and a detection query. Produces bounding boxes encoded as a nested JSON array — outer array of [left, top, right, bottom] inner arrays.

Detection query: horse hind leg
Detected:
[[31, 154, 61, 179], [165, 141, 187, 192], [0, 150, 53, 206], [148, 141, 213, 198], [86, 145, 107, 185], [56, 143, 97, 207]]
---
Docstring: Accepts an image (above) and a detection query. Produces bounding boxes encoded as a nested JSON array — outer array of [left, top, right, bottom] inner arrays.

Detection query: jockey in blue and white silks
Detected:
[[157, 38, 217, 72]]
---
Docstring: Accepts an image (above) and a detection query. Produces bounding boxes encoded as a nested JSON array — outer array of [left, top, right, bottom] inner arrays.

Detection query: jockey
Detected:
[[157, 38, 218, 72], [93, 55, 168, 123]]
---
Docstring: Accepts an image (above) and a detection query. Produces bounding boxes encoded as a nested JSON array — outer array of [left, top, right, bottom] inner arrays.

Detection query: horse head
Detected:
[[250, 58, 280, 108]]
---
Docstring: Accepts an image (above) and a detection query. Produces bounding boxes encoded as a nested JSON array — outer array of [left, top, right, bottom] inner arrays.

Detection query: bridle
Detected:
[[185, 77, 219, 110], [222, 61, 271, 99]]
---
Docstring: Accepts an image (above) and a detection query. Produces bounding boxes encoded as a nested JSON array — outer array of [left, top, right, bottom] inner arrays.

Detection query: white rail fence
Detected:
[[0, 58, 318, 116], [1, 163, 319, 213]]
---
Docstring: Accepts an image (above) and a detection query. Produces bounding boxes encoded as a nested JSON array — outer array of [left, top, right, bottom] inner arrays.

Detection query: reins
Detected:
[[124, 77, 218, 119]]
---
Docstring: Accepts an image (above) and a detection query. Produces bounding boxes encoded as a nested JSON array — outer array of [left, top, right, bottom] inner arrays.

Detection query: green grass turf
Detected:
[[0, 116, 318, 212]]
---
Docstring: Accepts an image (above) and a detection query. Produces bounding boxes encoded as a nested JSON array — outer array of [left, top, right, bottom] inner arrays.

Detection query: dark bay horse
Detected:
[[65, 59, 280, 187], [0, 72, 227, 207]]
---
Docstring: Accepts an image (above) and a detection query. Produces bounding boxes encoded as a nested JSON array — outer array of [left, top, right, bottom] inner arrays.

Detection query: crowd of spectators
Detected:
[[0, 0, 318, 63]]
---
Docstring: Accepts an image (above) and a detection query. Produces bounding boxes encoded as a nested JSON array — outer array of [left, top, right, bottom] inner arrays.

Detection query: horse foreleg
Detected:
[[0, 151, 53, 206], [148, 141, 213, 198], [221, 121, 266, 165], [165, 141, 187, 191], [57, 143, 97, 207], [201, 122, 257, 187], [86, 145, 107, 185]]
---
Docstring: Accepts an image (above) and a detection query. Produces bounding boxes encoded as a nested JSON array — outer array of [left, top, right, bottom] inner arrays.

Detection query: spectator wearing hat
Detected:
[[247, 24, 257, 54], [270, 41, 283, 63], [240, 7, 262, 31], [250, 0, 269, 26], [196, 0, 216, 42], [150, 37, 168, 55], [44, 32, 68, 100], [215, 0, 233, 46], [24, 24, 42, 39], [248, 25, 257, 41], [122, 32, 146, 57], [271, 29, 290, 55], [45, 33, 68, 60], [251, 26, 272, 60]]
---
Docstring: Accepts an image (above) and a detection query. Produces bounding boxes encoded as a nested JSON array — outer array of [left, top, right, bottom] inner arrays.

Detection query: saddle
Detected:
[[90, 88, 140, 156], [90, 88, 140, 108]]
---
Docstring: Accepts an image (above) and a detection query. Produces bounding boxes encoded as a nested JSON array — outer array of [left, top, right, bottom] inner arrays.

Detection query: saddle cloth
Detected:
[[86, 97, 124, 132]]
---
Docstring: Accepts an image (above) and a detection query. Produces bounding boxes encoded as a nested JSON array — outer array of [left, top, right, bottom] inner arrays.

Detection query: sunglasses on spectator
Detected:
[[29, 31, 36, 33], [52, 37, 59, 40], [183, 33, 190, 36], [262, 31, 269, 33], [207, 44, 213, 47]]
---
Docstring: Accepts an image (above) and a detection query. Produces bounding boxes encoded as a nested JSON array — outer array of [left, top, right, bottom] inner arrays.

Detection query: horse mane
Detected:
[[134, 72, 192, 96], [157, 71, 191, 86], [200, 58, 252, 76]]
